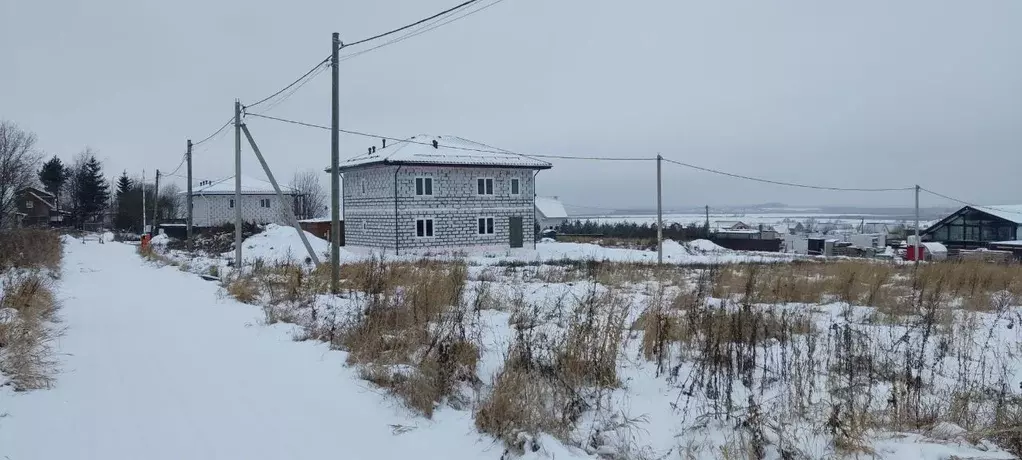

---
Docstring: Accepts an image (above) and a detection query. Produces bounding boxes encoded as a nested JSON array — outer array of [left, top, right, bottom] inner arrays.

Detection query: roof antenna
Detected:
[[432, 139, 439, 149]]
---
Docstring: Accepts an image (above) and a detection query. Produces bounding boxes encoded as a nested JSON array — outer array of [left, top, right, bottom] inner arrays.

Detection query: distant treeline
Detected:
[[553, 219, 709, 240]]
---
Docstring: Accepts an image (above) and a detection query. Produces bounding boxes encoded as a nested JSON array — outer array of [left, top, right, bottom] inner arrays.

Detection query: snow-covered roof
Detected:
[[535, 196, 568, 219], [973, 205, 1022, 225], [337, 135, 552, 171], [922, 242, 948, 253], [190, 175, 298, 196], [990, 240, 1022, 247]]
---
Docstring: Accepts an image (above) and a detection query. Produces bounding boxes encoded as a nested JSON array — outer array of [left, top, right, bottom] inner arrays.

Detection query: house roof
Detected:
[[189, 175, 298, 196], [972, 205, 1022, 224], [336, 135, 553, 171], [535, 196, 568, 219], [25, 190, 56, 209], [924, 204, 1022, 234]]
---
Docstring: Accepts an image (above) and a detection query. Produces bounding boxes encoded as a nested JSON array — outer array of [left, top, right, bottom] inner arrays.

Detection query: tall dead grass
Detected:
[[0, 229, 62, 271], [0, 271, 60, 390]]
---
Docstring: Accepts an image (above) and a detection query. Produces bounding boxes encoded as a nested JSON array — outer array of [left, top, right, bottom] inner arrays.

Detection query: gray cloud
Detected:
[[3, 0, 1020, 211]]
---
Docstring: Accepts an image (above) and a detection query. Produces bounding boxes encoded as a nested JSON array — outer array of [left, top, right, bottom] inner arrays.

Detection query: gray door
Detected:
[[509, 216, 524, 248]]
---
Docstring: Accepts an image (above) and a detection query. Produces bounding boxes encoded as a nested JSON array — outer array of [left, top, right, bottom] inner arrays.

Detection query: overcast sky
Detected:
[[3, 0, 1020, 211]]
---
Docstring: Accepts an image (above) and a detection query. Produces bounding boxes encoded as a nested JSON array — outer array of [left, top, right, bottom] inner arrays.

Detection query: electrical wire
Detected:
[[661, 158, 914, 192], [918, 187, 1019, 214], [162, 153, 188, 177], [245, 112, 653, 161], [338, 0, 508, 63], [244, 59, 330, 110], [192, 117, 234, 146], [341, 0, 482, 49]]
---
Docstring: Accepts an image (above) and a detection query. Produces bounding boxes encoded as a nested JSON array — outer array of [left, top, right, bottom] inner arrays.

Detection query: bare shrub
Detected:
[[0, 272, 60, 390], [0, 229, 62, 271]]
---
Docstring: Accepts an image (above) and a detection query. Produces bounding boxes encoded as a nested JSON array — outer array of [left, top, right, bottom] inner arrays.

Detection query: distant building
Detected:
[[535, 196, 568, 230], [922, 205, 1022, 249], [334, 134, 552, 253], [14, 186, 64, 227], [186, 175, 299, 227]]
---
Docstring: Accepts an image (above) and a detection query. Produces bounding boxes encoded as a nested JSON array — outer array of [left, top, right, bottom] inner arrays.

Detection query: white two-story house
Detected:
[[188, 175, 300, 227], [336, 135, 552, 253]]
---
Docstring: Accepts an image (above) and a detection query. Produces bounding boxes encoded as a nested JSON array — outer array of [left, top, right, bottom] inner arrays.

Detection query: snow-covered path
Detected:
[[0, 240, 541, 460]]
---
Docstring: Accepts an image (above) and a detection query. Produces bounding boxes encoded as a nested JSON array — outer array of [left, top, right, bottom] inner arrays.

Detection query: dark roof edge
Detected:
[[334, 159, 552, 172], [922, 205, 1019, 234]]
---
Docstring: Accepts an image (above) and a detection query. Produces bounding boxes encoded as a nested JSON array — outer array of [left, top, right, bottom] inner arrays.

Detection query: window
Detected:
[[478, 217, 494, 235], [259, 198, 271, 208], [229, 199, 235, 208], [510, 178, 520, 195], [416, 218, 435, 237], [477, 178, 493, 195], [361, 180, 367, 195], [362, 221, 368, 230], [25, 200, 33, 209], [415, 177, 433, 196]]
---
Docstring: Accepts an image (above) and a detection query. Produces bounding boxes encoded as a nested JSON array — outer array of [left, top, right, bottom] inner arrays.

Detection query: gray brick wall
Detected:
[[343, 165, 537, 252]]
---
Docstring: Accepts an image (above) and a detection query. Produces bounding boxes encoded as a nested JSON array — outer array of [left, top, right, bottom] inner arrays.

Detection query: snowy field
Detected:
[[3, 228, 1021, 460], [572, 212, 937, 230]]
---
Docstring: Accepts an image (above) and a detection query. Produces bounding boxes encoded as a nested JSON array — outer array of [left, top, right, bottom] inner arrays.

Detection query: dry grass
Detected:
[[0, 271, 60, 390], [0, 229, 62, 271], [340, 259, 477, 417]]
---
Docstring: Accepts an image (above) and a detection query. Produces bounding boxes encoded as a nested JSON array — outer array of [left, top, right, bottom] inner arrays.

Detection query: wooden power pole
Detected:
[[153, 169, 161, 235], [234, 100, 242, 269]]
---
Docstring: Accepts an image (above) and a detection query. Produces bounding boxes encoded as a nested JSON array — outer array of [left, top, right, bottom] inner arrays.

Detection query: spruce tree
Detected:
[[38, 155, 68, 198], [116, 171, 132, 197], [71, 154, 109, 226]]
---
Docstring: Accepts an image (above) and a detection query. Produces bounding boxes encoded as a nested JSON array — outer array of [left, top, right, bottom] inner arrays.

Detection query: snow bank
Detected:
[[686, 239, 726, 252], [101, 232, 115, 243], [238, 224, 337, 264], [150, 233, 169, 246]]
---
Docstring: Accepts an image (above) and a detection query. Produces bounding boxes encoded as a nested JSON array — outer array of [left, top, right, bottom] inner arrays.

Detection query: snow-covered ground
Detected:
[[5, 232, 1019, 460], [0, 237, 578, 460]]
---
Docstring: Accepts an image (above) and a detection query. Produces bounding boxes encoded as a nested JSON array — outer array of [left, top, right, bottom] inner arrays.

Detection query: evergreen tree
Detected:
[[69, 151, 109, 227], [116, 171, 132, 197], [37, 155, 68, 198]]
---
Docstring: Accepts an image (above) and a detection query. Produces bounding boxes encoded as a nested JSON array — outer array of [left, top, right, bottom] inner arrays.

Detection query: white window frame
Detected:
[[510, 178, 520, 196], [259, 198, 271, 208], [415, 177, 434, 196], [477, 216, 495, 235], [361, 179, 368, 196], [416, 218, 435, 238], [25, 200, 33, 209], [362, 220, 368, 230], [229, 199, 235, 208], [477, 177, 494, 196]]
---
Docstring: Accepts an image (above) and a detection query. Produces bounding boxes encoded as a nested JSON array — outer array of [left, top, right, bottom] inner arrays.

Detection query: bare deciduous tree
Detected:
[[289, 170, 327, 220], [0, 121, 43, 228]]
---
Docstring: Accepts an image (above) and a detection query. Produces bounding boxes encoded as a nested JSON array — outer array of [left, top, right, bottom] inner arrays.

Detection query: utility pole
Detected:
[[330, 32, 341, 294], [914, 184, 920, 265], [153, 169, 161, 235], [704, 205, 710, 238], [186, 139, 193, 252], [234, 100, 243, 270], [656, 154, 663, 264], [141, 169, 147, 235]]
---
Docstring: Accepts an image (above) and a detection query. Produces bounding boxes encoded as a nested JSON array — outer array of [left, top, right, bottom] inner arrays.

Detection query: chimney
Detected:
[[432, 139, 439, 149], [371, 146, 376, 154], [368, 147, 372, 155], [382, 138, 386, 148]]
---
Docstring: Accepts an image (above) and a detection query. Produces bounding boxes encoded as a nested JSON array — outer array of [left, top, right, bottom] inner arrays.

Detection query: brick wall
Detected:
[[343, 165, 537, 252], [193, 194, 295, 227]]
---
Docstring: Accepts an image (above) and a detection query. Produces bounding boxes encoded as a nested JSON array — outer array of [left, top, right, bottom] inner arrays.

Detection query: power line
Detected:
[[243, 111, 649, 161], [244, 59, 330, 110], [661, 158, 913, 192], [192, 117, 234, 146], [338, 0, 508, 63], [918, 187, 1019, 213], [163, 153, 188, 177], [342, 0, 482, 49], [241, 0, 488, 111]]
